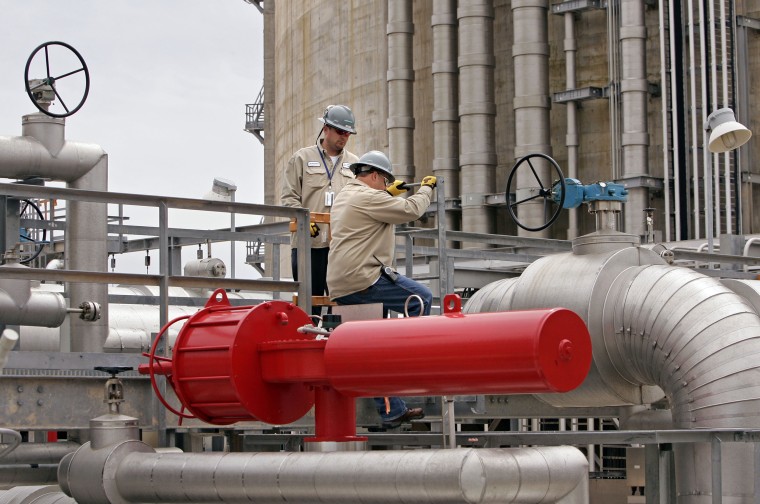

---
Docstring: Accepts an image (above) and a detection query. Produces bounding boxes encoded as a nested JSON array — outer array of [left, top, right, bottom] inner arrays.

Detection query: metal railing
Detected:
[[0, 182, 314, 316]]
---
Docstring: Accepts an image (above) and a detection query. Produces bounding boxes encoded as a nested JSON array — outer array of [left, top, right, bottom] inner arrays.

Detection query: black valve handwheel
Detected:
[[506, 153, 566, 232], [24, 41, 90, 118], [18, 199, 48, 265]]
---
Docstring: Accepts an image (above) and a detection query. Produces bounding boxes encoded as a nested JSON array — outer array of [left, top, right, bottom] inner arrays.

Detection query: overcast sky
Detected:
[[0, 1, 263, 200], [0, 1, 265, 276]]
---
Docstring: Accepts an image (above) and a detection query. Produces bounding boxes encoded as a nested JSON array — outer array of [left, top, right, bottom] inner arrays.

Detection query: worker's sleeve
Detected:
[[280, 154, 303, 208], [363, 186, 433, 225]]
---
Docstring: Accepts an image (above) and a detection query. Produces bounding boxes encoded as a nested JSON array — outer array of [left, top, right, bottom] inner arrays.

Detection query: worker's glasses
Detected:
[[332, 126, 351, 137], [380, 174, 390, 186]]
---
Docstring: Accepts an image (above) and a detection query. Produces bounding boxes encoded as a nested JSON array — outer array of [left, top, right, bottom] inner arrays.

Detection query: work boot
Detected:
[[381, 408, 425, 429]]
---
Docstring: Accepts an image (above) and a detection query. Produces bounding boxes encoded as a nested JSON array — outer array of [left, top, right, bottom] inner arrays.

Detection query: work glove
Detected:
[[386, 180, 410, 197], [421, 175, 437, 189], [310, 222, 320, 238]]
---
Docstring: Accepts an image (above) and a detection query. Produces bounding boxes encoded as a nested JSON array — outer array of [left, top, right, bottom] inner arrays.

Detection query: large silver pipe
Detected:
[[458, 0, 496, 237], [0, 485, 76, 504], [465, 233, 760, 502], [0, 114, 109, 352], [512, 0, 551, 237], [0, 441, 79, 490], [432, 0, 460, 237], [60, 441, 589, 504], [387, 0, 415, 183], [0, 266, 67, 327], [66, 155, 108, 352], [619, 0, 649, 237]]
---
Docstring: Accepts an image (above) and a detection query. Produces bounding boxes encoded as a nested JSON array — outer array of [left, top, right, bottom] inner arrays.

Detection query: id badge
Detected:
[[324, 190, 335, 207]]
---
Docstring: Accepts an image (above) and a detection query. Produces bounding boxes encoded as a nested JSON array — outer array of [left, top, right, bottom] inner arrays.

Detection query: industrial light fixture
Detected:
[[204, 177, 238, 202], [704, 107, 753, 153]]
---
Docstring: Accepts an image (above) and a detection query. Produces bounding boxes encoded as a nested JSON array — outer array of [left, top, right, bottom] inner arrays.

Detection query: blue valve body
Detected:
[[555, 178, 628, 209]]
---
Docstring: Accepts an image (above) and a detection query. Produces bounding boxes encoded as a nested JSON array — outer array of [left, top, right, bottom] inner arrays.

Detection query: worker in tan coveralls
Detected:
[[326, 149, 436, 428], [280, 105, 359, 311]]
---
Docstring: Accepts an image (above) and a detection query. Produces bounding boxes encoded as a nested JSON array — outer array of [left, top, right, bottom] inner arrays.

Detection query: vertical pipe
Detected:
[[432, 0, 460, 239], [688, 0, 701, 239], [458, 0, 496, 237], [608, 0, 621, 181], [607, 1, 620, 180], [699, 0, 714, 251], [587, 417, 595, 472], [564, 12, 579, 240], [512, 0, 551, 237], [669, 0, 683, 239], [720, 0, 730, 234], [67, 157, 109, 352], [736, 19, 752, 234], [709, 0, 720, 239], [387, 0, 415, 183], [619, 0, 649, 238], [658, 0, 671, 241]]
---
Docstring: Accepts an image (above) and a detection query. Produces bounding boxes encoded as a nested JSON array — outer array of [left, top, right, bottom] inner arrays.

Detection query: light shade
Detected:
[[704, 108, 753, 153]]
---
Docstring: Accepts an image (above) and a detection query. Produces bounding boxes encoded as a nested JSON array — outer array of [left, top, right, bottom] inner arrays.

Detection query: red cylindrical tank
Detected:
[[142, 291, 592, 434], [323, 306, 591, 397]]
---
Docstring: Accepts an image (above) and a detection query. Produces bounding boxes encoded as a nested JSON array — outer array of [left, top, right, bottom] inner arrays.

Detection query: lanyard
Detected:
[[317, 147, 340, 184]]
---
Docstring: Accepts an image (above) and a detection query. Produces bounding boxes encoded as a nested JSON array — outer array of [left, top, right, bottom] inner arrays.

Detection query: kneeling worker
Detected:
[[326, 150, 436, 428]]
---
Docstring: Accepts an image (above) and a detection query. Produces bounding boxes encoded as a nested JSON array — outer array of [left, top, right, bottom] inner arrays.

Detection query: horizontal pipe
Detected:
[[61, 443, 588, 504], [325, 308, 591, 396]]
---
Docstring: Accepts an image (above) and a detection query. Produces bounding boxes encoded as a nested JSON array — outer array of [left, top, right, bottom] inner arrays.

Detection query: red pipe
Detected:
[[324, 307, 590, 396]]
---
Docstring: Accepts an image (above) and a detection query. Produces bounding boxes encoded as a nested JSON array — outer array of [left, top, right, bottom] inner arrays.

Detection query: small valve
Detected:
[[94, 366, 133, 414], [68, 301, 101, 321]]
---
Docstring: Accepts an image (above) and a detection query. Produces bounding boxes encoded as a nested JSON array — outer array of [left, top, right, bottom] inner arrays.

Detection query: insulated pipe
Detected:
[[0, 485, 76, 504], [387, 0, 415, 183], [60, 442, 589, 504], [512, 0, 552, 237], [66, 154, 108, 352], [432, 0, 460, 238], [0, 275, 67, 328], [0, 114, 109, 352], [603, 265, 760, 502], [619, 0, 649, 237], [0, 466, 57, 488], [465, 233, 760, 502], [458, 0, 496, 237]]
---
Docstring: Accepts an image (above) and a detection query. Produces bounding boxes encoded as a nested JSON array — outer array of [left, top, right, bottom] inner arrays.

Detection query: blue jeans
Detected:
[[334, 274, 432, 317], [374, 396, 407, 423], [335, 274, 432, 423]]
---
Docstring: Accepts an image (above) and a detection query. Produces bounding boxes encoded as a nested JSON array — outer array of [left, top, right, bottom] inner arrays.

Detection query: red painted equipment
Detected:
[[140, 290, 592, 442]]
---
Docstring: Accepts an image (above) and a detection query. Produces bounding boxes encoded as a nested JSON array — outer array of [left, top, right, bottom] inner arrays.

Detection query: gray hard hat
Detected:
[[318, 104, 357, 134], [349, 150, 395, 183]]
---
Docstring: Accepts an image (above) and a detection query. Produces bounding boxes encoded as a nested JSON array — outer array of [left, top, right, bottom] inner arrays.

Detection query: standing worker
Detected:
[[280, 105, 359, 310], [326, 150, 436, 428]]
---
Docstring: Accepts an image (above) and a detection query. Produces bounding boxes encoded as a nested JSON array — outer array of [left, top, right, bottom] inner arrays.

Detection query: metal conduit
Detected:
[[0, 284, 66, 328], [619, 0, 649, 237], [387, 0, 415, 183], [0, 486, 76, 504], [432, 0, 460, 238], [564, 12, 579, 240], [65, 445, 589, 504], [0, 114, 109, 352], [687, 0, 701, 240], [603, 264, 760, 501], [511, 0, 551, 237], [458, 0, 496, 237], [464, 234, 760, 500]]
